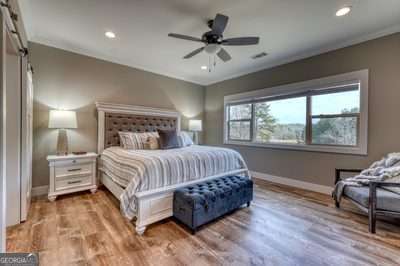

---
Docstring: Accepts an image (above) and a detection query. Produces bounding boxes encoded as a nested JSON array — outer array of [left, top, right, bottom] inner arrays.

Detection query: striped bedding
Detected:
[[100, 145, 248, 219]]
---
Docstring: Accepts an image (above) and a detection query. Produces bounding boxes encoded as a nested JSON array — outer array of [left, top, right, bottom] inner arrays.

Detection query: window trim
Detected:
[[223, 70, 368, 155]]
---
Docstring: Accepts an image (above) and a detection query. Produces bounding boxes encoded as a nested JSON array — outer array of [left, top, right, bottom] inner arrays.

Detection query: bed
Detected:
[[96, 102, 249, 234]]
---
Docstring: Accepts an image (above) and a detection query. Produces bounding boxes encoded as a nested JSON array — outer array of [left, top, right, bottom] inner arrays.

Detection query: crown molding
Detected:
[[29, 36, 205, 86], [203, 24, 400, 86], [27, 23, 400, 87]]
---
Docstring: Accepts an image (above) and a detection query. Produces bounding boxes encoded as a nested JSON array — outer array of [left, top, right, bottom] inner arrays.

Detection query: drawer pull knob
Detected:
[[68, 168, 82, 172], [67, 180, 82, 185], [72, 160, 77, 163]]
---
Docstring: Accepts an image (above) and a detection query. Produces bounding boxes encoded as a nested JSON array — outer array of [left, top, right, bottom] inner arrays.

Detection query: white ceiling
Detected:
[[19, 0, 400, 85]]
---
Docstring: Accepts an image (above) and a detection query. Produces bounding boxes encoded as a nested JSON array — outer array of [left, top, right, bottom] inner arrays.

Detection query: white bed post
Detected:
[[97, 109, 105, 155], [135, 200, 147, 235]]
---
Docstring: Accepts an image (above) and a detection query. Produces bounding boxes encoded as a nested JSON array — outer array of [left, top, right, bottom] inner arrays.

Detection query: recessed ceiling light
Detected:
[[336, 6, 351, 17], [105, 31, 116, 39], [201, 66, 207, 70]]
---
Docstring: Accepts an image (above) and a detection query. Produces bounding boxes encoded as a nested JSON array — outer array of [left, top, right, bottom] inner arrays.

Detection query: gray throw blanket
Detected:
[[332, 153, 400, 203]]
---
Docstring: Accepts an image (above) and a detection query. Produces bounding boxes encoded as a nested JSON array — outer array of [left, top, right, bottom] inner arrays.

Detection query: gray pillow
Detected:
[[157, 129, 180, 149]]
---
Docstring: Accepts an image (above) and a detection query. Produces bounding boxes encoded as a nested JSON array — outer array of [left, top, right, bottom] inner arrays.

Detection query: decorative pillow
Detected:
[[157, 129, 180, 149], [119, 131, 159, 149], [144, 136, 159, 150], [177, 131, 194, 147]]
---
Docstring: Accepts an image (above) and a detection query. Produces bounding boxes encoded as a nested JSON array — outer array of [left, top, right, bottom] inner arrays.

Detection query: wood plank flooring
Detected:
[[7, 179, 400, 266]]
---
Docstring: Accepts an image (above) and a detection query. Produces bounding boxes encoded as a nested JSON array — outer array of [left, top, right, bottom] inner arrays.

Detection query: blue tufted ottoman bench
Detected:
[[173, 176, 253, 234]]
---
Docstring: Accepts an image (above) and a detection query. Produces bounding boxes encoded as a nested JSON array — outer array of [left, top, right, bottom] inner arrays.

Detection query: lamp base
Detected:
[[56, 129, 69, 156], [193, 131, 199, 145]]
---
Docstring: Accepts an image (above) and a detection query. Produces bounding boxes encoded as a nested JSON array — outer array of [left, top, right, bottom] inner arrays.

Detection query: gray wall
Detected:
[[31, 33, 400, 188], [204, 33, 400, 187], [30, 42, 205, 187]]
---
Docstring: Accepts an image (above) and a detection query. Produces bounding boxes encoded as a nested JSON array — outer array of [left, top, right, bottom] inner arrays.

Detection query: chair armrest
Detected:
[[369, 181, 400, 188], [335, 168, 363, 184], [369, 181, 400, 211]]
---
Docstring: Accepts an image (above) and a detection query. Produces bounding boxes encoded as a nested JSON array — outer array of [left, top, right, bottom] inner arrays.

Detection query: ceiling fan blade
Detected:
[[211, 13, 229, 35], [217, 48, 231, 62], [222, 37, 260, 46], [183, 47, 205, 59], [168, 33, 203, 42]]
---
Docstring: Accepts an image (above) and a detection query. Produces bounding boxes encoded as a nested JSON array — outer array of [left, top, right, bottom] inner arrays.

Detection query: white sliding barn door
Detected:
[[0, 11, 6, 252], [5, 37, 21, 226], [20, 62, 32, 221]]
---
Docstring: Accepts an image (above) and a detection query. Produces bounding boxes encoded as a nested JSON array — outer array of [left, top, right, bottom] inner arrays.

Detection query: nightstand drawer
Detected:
[[47, 152, 98, 201], [55, 175, 92, 191], [55, 163, 92, 178], [52, 157, 95, 167]]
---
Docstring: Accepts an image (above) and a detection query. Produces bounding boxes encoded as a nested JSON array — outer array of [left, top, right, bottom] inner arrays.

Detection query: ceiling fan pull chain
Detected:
[[208, 56, 211, 73]]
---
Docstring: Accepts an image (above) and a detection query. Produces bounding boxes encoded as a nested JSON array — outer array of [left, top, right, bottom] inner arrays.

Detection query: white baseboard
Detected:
[[251, 171, 333, 195], [31, 173, 332, 196], [31, 185, 48, 197]]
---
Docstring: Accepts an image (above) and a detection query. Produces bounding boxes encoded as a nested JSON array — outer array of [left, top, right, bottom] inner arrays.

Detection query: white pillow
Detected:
[[177, 131, 194, 147], [119, 131, 159, 149]]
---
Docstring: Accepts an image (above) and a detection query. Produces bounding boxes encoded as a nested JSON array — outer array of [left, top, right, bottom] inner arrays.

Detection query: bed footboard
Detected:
[[100, 169, 249, 235]]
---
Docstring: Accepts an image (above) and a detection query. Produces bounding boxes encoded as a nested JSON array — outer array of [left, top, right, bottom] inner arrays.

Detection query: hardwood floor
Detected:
[[7, 179, 400, 266]]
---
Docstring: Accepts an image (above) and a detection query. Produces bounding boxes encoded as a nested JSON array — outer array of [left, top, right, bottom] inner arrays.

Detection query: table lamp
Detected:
[[48, 110, 77, 155], [189, 119, 202, 144]]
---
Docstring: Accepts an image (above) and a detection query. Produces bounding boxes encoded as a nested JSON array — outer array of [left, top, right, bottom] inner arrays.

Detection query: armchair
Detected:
[[335, 168, 400, 233]]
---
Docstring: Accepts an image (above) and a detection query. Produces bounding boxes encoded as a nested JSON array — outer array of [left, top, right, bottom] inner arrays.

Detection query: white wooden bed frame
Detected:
[[96, 102, 249, 235]]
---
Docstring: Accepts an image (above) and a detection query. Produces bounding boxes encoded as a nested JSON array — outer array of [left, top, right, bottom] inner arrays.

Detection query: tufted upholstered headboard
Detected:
[[104, 113, 178, 148], [96, 102, 181, 154]]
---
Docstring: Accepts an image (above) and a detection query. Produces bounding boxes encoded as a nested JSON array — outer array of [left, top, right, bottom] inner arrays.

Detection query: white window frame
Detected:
[[223, 69, 368, 155]]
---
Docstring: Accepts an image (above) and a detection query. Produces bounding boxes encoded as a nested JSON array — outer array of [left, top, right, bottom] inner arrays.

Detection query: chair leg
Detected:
[[369, 183, 377, 234], [369, 207, 376, 234], [335, 200, 340, 208]]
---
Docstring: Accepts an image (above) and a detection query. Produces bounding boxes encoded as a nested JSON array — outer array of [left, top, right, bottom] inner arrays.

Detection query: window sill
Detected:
[[224, 140, 367, 155]]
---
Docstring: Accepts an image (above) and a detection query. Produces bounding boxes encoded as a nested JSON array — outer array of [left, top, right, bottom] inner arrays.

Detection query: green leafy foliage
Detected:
[[312, 107, 359, 145], [255, 102, 277, 141]]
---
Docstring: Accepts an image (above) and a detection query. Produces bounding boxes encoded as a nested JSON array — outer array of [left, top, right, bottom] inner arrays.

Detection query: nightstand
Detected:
[[47, 152, 98, 201]]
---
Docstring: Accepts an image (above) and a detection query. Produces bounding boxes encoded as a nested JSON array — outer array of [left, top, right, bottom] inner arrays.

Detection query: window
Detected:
[[311, 89, 360, 146], [227, 103, 252, 141], [224, 70, 368, 155], [255, 96, 306, 144]]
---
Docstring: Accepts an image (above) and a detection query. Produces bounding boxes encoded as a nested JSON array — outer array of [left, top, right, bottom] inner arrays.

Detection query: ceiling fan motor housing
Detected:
[[207, 19, 214, 29], [202, 31, 222, 44]]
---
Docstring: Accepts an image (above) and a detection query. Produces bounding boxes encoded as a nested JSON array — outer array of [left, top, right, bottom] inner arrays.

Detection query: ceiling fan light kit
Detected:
[[204, 44, 221, 54], [168, 13, 260, 72]]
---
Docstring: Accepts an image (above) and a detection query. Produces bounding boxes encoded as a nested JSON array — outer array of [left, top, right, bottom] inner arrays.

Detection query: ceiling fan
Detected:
[[168, 13, 260, 62]]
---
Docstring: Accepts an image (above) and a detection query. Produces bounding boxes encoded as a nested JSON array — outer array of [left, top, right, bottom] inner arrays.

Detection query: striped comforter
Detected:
[[101, 145, 248, 219]]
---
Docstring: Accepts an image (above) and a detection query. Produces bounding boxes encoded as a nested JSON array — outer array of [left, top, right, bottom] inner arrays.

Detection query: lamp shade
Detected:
[[48, 110, 77, 129], [189, 119, 202, 132]]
